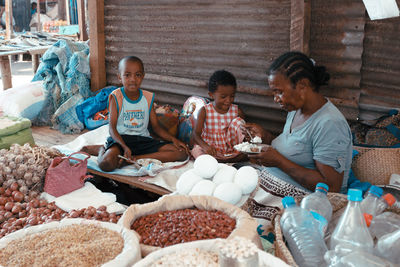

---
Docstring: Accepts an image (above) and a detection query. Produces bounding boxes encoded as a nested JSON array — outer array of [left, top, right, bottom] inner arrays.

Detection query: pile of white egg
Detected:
[[176, 155, 259, 205]]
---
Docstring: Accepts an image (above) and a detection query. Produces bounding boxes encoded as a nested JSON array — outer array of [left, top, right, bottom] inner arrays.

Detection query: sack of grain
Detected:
[[132, 238, 289, 267], [0, 218, 141, 267], [119, 195, 261, 256]]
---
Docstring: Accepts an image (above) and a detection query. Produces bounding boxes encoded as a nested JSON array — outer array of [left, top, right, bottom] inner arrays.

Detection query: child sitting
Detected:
[[192, 70, 246, 162], [97, 56, 188, 171]]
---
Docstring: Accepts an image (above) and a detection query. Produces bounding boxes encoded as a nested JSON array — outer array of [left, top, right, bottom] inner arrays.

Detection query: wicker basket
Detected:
[[273, 192, 400, 266], [352, 146, 400, 185]]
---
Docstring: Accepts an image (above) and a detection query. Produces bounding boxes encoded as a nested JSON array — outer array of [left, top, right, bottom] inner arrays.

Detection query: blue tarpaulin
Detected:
[[32, 39, 92, 134]]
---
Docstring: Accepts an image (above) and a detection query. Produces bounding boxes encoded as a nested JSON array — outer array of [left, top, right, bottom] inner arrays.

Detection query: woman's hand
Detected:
[[248, 146, 283, 167], [242, 123, 264, 140], [172, 138, 189, 154]]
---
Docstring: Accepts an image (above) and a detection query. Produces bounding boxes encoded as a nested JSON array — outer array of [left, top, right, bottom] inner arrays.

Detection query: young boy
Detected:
[[97, 56, 188, 171]]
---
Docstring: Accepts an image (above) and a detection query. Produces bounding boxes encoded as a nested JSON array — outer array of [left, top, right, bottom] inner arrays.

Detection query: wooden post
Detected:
[[32, 54, 40, 74], [65, 0, 71, 25], [290, 0, 311, 55], [88, 0, 106, 92], [77, 0, 88, 41], [58, 0, 66, 20], [5, 0, 13, 39], [0, 56, 12, 90], [37, 0, 41, 32]]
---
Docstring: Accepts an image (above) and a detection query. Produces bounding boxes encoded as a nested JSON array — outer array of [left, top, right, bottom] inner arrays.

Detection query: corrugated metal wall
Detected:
[[309, 0, 366, 121], [359, 0, 400, 121], [104, 0, 291, 133], [102, 0, 399, 132]]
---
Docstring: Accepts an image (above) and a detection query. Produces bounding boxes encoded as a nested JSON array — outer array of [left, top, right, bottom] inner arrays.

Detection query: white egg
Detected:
[[189, 180, 216, 196], [213, 182, 242, 205], [176, 169, 203, 195], [218, 163, 228, 170], [213, 165, 237, 185], [234, 166, 258, 194], [193, 154, 219, 179]]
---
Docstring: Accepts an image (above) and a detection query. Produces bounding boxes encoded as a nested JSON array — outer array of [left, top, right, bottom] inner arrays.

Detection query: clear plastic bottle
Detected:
[[300, 182, 332, 235], [339, 250, 395, 267], [360, 185, 383, 217], [376, 228, 400, 264], [280, 196, 328, 267], [330, 189, 374, 252], [366, 212, 400, 239], [375, 193, 396, 215]]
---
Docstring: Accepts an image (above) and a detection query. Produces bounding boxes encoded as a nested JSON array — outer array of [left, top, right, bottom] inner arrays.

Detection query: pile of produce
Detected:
[[176, 155, 259, 205], [0, 182, 121, 238], [0, 224, 124, 267], [0, 143, 63, 199], [131, 208, 236, 247]]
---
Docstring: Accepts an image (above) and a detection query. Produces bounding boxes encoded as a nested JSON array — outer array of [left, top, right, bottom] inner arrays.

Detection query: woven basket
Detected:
[[352, 146, 400, 185], [272, 192, 400, 266]]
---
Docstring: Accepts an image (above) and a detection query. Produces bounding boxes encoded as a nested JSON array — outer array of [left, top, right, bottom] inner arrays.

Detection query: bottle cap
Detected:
[[348, 189, 363, 202], [368, 185, 383, 197], [364, 213, 373, 227], [282, 196, 296, 208], [315, 183, 329, 194], [382, 193, 396, 207]]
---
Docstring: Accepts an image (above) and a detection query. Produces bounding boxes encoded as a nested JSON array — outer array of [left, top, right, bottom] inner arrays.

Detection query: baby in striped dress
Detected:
[[192, 70, 247, 162]]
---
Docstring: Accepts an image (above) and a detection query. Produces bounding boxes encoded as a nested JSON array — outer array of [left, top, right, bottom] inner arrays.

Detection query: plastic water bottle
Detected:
[[300, 182, 332, 235], [376, 229, 400, 264], [339, 250, 395, 267], [330, 189, 374, 252], [324, 244, 394, 267], [280, 196, 327, 267], [375, 193, 396, 215], [360, 185, 383, 217], [367, 212, 400, 239]]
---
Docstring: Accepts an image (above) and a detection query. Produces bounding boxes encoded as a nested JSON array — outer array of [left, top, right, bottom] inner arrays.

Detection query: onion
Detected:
[[4, 202, 14, 211], [0, 197, 7, 205], [13, 191, 24, 203], [10, 182, 19, 192]]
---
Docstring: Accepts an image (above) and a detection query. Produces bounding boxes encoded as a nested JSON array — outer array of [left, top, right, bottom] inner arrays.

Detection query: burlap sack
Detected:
[[118, 195, 261, 256], [0, 218, 141, 267], [133, 239, 289, 267]]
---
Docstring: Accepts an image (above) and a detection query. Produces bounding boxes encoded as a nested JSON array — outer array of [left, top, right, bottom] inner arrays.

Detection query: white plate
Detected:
[[234, 143, 269, 154]]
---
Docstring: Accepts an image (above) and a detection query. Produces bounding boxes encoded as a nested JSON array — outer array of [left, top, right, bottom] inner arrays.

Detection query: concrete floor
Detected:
[[0, 60, 35, 91]]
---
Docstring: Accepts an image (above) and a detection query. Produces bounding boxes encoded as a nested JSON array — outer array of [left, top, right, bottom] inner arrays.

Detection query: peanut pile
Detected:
[[131, 208, 236, 247]]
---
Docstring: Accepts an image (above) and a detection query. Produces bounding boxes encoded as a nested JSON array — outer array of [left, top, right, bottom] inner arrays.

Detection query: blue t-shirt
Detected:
[[266, 100, 352, 193]]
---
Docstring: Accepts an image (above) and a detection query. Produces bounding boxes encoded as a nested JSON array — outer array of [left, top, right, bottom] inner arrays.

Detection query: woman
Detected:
[[245, 52, 352, 226]]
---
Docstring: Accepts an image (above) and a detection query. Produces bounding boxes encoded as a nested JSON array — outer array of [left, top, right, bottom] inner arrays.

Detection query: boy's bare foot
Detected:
[[80, 145, 102, 156]]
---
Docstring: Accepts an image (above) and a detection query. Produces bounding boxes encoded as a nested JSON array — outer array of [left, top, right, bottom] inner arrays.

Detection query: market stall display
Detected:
[[0, 180, 121, 238], [176, 155, 259, 206], [0, 218, 141, 267], [131, 208, 235, 247], [119, 195, 261, 256], [0, 143, 61, 199], [273, 192, 400, 266]]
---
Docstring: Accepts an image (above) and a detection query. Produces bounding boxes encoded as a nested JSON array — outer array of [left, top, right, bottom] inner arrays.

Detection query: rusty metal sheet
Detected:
[[310, 0, 366, 121], [359, 4, 400, 121], [103, 0, 291, 134]]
